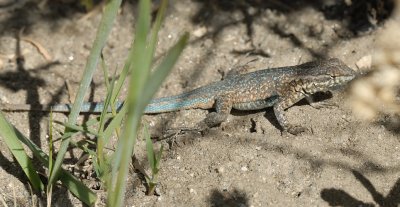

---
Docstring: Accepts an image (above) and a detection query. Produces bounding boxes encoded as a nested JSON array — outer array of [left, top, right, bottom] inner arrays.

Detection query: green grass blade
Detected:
[[155, 145, 163, 170], [48, 111, 53, 175], [110, 0, 152, 166], [0, 112, 44, 191], [0, 113, 96, 205], [47, 110, 54, 205], [108, 0, 163, 106], [146, 0, 167, 66], [100, 53, 111, 91], [145, 125, 155, 170], [141, 32, 189, 105], [109, 53, 132, 105], [62, 123, 99, 137], [58, 170, 96, 205], [50, 0, 123, 185], [96, 56, 119, 180], [107, 0, 187, 205], [101, 103, 127, 143], [110, 0, 153, 104], [108, 0, 152, 205], [109, 0, 166, 105]]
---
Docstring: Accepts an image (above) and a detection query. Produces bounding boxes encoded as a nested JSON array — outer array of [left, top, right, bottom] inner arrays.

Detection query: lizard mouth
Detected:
[[328, 75, 355, 90], [333, 74, 356, 84]]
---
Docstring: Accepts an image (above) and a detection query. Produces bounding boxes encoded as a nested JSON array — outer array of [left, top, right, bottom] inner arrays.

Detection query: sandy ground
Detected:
[[0, 0, 399, 206]]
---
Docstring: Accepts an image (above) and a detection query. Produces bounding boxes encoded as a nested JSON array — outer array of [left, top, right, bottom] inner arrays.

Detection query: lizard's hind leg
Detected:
[[203, 97, 232, 128]]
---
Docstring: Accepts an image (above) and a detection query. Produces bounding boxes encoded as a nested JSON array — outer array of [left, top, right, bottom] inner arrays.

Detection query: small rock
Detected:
[[356, 55, 372, 70], [193, 26, 207, 37]]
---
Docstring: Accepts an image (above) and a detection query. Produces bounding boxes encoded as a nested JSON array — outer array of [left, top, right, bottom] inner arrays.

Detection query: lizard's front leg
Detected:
[[274, 81, 308, 135], [273, 99, 306, 135]]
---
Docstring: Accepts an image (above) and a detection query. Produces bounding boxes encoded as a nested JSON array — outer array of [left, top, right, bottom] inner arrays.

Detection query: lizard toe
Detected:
[[204, 112, 227, 128], [286, 125, 307, 135]]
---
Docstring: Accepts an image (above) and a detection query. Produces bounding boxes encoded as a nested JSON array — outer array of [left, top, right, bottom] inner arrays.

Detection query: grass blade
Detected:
[[109, 0, 166, 105], [141, 32, 189, 105], [0, 112, 96, 205], [0, 112, 44, 191], [145, 125, 155, 170], [107, 0, 152, 204], [47, 111, 54, 207], [49, 0, 123, 186], [146, 0, 167, 67]]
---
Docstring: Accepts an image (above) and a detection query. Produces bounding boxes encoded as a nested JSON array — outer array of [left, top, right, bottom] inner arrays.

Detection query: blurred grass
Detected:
[[106, 0, 188, 204], [47, 111, 54, 207], [0, 111, 97, 205], [0, 112, 44, 192], [48, 0, 123, 190], [144, 124, 164, 195]]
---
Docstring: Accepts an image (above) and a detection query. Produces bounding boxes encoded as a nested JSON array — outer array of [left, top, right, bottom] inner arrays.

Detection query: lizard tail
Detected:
[[1, 102, 124, 113], [1, 103, 51, 111], [144, 96, 211, 113]]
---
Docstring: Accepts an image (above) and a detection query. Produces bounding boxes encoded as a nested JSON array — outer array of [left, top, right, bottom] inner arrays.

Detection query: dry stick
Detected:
[[19, 28, 52, 61], [21, 37, 52, 61]]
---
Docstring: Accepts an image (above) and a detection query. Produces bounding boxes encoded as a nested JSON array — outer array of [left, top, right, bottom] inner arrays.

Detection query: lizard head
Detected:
[[321, 58, 356, 85], [296, 58, 357, 94]]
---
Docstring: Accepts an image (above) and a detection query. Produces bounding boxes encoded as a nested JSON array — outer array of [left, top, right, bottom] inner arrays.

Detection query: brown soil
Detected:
[[0, 1, 399, 206]]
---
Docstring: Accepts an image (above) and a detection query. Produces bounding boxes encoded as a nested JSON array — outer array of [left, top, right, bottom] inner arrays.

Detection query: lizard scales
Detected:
[[1, 58, 356, 135]]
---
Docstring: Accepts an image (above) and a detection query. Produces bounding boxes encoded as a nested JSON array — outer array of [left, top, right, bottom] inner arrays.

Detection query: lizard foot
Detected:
[[160, 112, 224, 137], [285, 125, 307, 135], [309, 101, 337, 109], [204, 112, 227, 128], [162, 126, 207, 139], [196, 121, 210, 132]]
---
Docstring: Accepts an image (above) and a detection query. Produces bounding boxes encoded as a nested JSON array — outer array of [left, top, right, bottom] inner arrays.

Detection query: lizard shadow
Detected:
[[156, 109, 400, 206], [321, 170, 400, 207], [157, 91, 334, 140], [231, 91, 332, 131], [207, 188, 250, 207]]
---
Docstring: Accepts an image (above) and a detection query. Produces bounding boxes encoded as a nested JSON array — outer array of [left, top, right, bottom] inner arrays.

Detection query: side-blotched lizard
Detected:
[[1, 58, 356, 135]]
